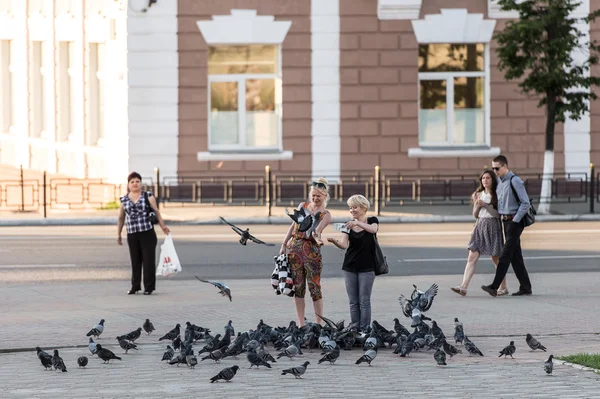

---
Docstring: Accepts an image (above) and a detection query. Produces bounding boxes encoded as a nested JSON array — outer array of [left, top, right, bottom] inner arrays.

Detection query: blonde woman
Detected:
[[327, 194, 379, 333], [280, 178, 332, 326]]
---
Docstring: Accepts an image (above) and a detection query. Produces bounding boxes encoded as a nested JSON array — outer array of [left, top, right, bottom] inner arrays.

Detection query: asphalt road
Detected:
[[0, 222, 599, 282]]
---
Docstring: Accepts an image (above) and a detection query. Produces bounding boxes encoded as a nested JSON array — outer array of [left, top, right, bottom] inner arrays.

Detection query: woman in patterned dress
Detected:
[[280, 177, 332, 326], [451, 170, 508, 296]]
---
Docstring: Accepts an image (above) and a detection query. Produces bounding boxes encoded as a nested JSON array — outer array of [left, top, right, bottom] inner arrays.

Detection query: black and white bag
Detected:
[[270, 254, 295, 297]]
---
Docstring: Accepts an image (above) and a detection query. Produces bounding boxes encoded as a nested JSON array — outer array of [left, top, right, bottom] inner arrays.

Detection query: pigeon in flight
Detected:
[[143, 319, 155, 335], [526, 334, 547, 352], [286, 207, 321, 237], [219, 217, 275, 246], [95, 344, 122, 363], [52, 350, 67, 372], [86, 319, 105, 338], [77, 356, 88, 368], [196, 276, 232, 301], [210, 365, 240, 383], [36, 347, 53, 370], [282, 361, 310, 379], [499, 341, 516, 358], [544, 355, 554, 375]]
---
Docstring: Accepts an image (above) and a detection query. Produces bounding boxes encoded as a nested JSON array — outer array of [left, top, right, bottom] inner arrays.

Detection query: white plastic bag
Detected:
[[156, 234, 182, 277]]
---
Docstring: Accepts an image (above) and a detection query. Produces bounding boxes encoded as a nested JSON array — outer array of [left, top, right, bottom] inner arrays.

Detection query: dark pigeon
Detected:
[[159, 324, 180, 341], [95, 344, 122, 363], [143, 318, 155, 335], [124, 327, 142, 342], [526, 333, 547, 352], [36, 347, 53, 370], [219, 217, 275, 246], [52, 350, 67, 372], [77, 356, 88, 368], [499, 341, 516, 358], [464, 336, 484, 356], [210, 365, 240, 383], [544, 355, 554, 375], [195, 276, 232, 301], [161, 345, 174, 361], [318, 347, 340, 364], [434, 348, 447, 366]]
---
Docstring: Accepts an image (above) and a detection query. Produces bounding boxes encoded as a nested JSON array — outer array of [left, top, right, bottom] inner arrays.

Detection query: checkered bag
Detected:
[[271, 254, 295, 297]]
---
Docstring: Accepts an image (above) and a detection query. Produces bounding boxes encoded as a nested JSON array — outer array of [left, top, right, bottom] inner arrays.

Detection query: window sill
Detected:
[[197, 150, 294, 161], [408, 146, 501, 158]]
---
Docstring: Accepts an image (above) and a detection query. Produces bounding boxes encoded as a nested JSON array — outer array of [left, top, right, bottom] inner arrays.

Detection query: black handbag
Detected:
[[509, 176, 536, 227], [143, 191, 159, 225], [373, 234, 389, 276]]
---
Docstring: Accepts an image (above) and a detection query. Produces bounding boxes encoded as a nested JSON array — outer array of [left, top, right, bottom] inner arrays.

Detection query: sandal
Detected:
[[497, 288, 510, 296], [450, 286, 467, 296]]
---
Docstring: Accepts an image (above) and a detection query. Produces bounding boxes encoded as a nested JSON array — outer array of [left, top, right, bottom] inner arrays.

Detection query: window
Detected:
[[418, 43, 487, 147], [208, 45, 281, 151], [0, 40, 12, 133], [30, 41, 46, 138], [87, 42, 105, 146], [58, 42, 74, 141], [28, 0, 45, 14]]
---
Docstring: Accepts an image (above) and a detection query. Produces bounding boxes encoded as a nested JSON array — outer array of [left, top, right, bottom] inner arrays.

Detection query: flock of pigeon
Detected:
[[34, 283, 555, 381]]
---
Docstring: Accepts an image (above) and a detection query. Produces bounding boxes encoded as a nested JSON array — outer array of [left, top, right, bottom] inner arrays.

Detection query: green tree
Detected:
[[495, 0, 600, 214]]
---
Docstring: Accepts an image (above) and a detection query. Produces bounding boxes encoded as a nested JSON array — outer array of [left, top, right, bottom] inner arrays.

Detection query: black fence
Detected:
[[1, 165, 597, 217]]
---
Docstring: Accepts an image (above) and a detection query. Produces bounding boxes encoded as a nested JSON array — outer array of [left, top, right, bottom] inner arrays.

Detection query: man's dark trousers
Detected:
[[490, 220, 532, 292]]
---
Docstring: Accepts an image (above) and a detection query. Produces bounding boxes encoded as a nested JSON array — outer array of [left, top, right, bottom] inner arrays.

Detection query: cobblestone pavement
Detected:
[[1, 273, 600, 398]]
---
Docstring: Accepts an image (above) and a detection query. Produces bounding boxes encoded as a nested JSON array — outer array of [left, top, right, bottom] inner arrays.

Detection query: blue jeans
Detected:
[[343, 270, 375, 331]]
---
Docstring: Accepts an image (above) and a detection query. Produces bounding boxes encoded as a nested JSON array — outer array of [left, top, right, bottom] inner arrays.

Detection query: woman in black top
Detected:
[[327, 194, 379, 332]]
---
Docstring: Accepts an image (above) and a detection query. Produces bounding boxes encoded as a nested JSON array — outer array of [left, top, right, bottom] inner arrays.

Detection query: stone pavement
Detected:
[[1, 272, 599, 398]]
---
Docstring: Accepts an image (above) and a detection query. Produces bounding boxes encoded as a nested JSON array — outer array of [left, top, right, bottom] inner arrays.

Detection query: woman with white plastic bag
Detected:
[[156, 234, 182, 278], [117, 172, 170, 295]]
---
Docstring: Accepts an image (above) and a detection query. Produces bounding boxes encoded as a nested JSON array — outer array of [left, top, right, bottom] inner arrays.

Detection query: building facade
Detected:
[[1, 0, 600, 184]]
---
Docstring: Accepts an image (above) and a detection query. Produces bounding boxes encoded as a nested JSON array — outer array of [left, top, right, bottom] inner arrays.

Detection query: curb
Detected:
[[558, 360, 600, 374], [1, 214, 600, 227]]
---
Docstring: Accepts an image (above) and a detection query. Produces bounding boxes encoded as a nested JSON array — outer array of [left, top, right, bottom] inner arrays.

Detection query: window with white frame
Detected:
[[30, 40, 46, 138], [208, 45, 281, 151], [58, 41, 74, 141], [0, 40, 13, 134], [418, 43, 487, 147], [87, 42, 105, 146]]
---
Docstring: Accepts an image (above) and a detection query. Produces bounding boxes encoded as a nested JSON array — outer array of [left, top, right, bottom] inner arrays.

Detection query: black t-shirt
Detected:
[[341, 217, 379, 273]]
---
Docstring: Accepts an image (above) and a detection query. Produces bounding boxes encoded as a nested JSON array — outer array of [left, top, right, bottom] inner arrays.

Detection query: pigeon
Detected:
[[355, 349, 377, 366], [77, 356, 88, 368], [544, 355, 554, 375], [454, 318, 465, 344], [86, 319, 105, 338], [285, 207, 321, 236], [393, 318, 411, 338], [162, 345, 175, 361], [434, 348, 447, 366], [277, 343, 300, 359], [195, 276, 232, 301], [201, 347, 227, 363], [143, 319, 155, 335], [95, 344, 122, 363], [116, 336, 138, 354], [124, 327, 142, 342], [431, 321, 446, 340], [52, 350, 67, 372], [36, 347, 53, 370], [186, 352, 198, 368], [225, 320, 235, 336], [282, 361, 310, 379], [499, 341, 516, 358], [526, 334, 547, 352], [210, 365, 240, 383], [318, 347, 340, 364], [443, 339, 462, 357], [219, 217, 275, 246], [88, 337, 97, 356], [159, 324, 181, 341], [464, 336, 484, 356], [246, 348, 272, 369]]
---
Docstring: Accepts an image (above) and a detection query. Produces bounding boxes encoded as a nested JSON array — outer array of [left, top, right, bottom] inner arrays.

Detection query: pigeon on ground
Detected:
[[318, 347, 340, 364], [247, 348, 272, 369], [277, 343, 300, 359], [116, 336, 138, 354], [219, 217, 275, 246], [88, 337, 97, 356], [454, 318, 465, 344], [95, 344, 122, 363], [431, 321, 446, 340], [210, 365, 240, 383], [124, 327, 142, 342], [282, 361, 310, 379], [434, 348, 447, 366], [52, 350, 67, 372], [162, 345, 175, 361], [195, 276, 232, 301], [36, 347, 53, 370], [499, 341, 516, 358], [77, 356, 88, 368], [143, 319, 155, 335], [393, 318, 411, 338], [526, 334, 547, 352], [355, 349, 377, 366], [443, 339, 462, 357], [159, 324, 181, 341], [464, 336, 484, 356], [225, 320, 235, 336], [201, 347, 227, 363], [257, 345, 276, 363], [86, 319, 105, 338], [544, 355, 554, 375], [186, 351, 198, 368]]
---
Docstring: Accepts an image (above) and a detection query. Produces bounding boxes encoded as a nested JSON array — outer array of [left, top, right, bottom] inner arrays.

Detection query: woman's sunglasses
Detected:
[[312, 181, 327, 189]]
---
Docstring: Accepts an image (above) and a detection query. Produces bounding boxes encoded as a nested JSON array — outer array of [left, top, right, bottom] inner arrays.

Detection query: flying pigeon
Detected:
[[210, 365, 240, 383], [355, 349, 377, 366], [36, 347, 53, 370], [195, 276, 232, 301], [282, 361, 310, 379], [95, 344, 122, 363], [77, 356, 88, 368], [526, 334, 547, 352], [219, 217, 275, 246], [285, 207, 322, 236], [162, 345, 174, 361], [499, 341, 516, 358], [434, 348, 447, 366], [86, 319, 105, 338], [544, 355, 554, 375], [52, 350, 67, 372]]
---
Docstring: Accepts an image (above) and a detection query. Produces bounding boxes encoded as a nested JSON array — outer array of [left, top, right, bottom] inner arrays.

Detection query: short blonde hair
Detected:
[[309, 177, 330, 205], [347, 194, 370, 211]]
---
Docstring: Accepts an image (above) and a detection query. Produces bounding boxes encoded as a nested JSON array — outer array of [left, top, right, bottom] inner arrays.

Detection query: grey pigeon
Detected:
[[186, 351, 198, 368], [431, 321, 445, 340], [282, 361, 310, 379], [277, 343, 299, 359], [544, 354, 553, 375], [143, 318, 155, 335], [77, 356, 88, 368], [161, 345, 174, 361], [246, 348, 272, 369], [443, 339, 462, 357], [195, 276, 232, 301], [116, 336, 138, 354], [393, 318, 411, 338], [225, 320, 235, 336], [285, 207, 319, 234], [355, 349, 377, 366], [159, 324, 180, 341], [318, 347, 340, 364], [499, 341, 516, 358], [258, 346, 276, 363], [36, 347, 53, 370], [434, 348, 447, 366], [219, 217, 275, 246], [454, 318, 465, 344], [464, 336, 484, 356], [210, 365, 240, 383], [86, 319, 105, 338], [52, 350, 67, 372], [526, 333, 547, 352], [88, 337, 97, 355], [201, 347, 227, 363], [124, 327, 142, 342], [95, 344, 122, 363]]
